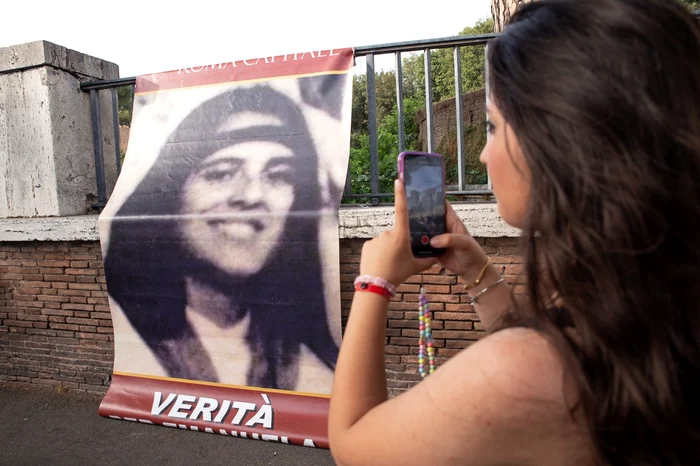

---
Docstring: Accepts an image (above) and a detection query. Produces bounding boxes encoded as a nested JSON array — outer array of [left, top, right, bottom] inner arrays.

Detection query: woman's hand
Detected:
[[429, 201, 489, 278], [360, 179, 436, 287]]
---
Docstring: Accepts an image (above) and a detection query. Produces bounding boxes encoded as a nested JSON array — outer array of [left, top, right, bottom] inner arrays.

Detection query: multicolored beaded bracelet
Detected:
[[418, 285, 436, 377]]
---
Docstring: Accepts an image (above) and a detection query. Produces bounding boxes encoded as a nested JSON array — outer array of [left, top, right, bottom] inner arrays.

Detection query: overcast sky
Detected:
[[2, 0, 492, 78]]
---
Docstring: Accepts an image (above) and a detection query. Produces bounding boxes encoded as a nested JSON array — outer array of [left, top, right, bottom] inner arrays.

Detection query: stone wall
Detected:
[[0, 235, 524, 396], [415, 89, 488, 185], [415, 88, 486, 153]]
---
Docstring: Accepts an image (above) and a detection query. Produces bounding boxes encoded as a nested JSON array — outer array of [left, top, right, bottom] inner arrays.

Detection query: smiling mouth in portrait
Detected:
[[207, 216, 266, 239]]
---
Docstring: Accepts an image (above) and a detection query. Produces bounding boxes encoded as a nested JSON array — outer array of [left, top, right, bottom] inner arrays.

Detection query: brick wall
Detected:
[[0, 242, 112, 394], [0, 237, 524, 395]]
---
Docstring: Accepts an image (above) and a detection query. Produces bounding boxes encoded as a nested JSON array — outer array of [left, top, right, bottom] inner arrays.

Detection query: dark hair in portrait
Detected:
[[103, 81, 340, 390], [487, 0, 700, 464]]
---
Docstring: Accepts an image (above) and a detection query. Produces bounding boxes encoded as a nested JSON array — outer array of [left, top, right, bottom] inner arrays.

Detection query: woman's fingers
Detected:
[[445, 201, 469, 235], [394, 179, 411, 240], [430, 232, 472, 250], [415, 256, 439, 271]]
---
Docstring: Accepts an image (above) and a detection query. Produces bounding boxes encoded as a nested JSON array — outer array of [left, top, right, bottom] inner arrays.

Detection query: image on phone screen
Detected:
[[403, 154, 446, 257]]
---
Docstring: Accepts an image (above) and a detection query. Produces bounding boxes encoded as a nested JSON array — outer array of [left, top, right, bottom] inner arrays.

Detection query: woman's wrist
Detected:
[[463, 265, 502, 295], [352, 288, 391, 312], [458, 251, 491, 288]]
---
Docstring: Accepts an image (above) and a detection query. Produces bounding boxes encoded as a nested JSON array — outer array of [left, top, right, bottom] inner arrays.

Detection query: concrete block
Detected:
[[0, 41, 118, 79], [0, 41, 119, 218]]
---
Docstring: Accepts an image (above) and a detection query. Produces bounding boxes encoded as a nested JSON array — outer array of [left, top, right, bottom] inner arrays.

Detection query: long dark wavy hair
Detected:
[[487, 0, 700, 464], [103, 83, 339, 390]]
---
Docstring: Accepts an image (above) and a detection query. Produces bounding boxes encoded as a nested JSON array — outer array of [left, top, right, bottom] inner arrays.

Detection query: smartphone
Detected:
[[397, 151, 447, 258]]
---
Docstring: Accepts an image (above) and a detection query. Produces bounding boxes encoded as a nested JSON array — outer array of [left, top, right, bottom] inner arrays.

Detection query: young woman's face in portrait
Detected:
[[180, 140, 297, 276]]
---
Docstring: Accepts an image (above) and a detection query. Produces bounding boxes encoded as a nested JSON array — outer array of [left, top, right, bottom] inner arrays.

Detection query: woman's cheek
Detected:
[[267, 186, 296, 213]]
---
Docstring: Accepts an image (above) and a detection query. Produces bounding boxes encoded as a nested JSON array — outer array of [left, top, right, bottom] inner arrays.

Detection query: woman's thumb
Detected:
[[430, 233, 471, 250]]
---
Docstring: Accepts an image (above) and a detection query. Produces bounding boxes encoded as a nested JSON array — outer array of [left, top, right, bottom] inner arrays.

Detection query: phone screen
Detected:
[[402, 153, 446, 257]]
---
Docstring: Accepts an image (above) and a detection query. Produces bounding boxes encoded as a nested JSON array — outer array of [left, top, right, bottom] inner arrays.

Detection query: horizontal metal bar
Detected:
[[80, 77, 136, 91], [341, 193, 395, 199], [354, 33, 498, 56], [342, 189, 493, 200], [445, 190, 493, 196]]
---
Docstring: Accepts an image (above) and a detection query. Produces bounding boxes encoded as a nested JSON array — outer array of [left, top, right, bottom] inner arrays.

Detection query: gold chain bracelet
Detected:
[[463, 257, 491, 291]]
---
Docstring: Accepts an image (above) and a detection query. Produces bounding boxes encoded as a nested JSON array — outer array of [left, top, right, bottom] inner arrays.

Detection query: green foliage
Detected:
[[346, 97, 424, 203], [117, 86, 134, 127], [678, 0, 700, 11], [344, 18, 493, 203], [438, 124, 488, 188], [431, 19, 494, 102], [351, 71, 400, 149], [395, 19, 493, 104]]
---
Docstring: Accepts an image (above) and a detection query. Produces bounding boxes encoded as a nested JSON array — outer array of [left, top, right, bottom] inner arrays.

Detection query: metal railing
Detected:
[[81, 79, 134, 209], [351, 33, 496, 205], [80, 32, 497, 210], [81, 8, 700, 209]]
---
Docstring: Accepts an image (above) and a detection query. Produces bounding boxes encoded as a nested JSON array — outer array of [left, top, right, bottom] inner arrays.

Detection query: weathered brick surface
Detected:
[[0, 242, 111, 394], [1, 238, 524, 395]]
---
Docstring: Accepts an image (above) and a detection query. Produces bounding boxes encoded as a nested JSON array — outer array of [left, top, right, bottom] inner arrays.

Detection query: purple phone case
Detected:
[[397, 151, 448, 254], [397, 150, 447, 195]]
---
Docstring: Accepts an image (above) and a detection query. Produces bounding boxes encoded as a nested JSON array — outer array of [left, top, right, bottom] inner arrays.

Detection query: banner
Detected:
[[97, 48, 354, 448]]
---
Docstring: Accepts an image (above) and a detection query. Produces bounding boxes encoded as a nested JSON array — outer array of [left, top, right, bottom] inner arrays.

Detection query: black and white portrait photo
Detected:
[[99, 70, 352, 394]]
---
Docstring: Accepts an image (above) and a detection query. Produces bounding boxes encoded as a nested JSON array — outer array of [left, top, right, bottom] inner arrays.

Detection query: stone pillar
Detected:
[[0, 41, 119, 218]]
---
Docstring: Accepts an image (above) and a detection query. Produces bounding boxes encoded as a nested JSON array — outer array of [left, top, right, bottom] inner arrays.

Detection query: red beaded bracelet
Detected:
[[354, 282, 393, 301]]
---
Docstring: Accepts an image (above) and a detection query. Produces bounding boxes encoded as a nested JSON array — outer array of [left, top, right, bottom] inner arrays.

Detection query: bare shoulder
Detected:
[[330, 327, 593, 466], [415, 326, 590, 464], [441, 326, 570, 404]]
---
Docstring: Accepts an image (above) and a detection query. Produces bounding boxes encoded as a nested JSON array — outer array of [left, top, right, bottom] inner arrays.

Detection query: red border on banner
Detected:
[[99, 373, 331, 449], [135, 48, 355, 94]]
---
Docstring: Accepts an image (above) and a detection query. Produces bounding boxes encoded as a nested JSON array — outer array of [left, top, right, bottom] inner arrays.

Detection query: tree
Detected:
[[117, 85, 134, 127], [491, 0, 532, 33], [678, 0, 700, 11], [351, 75, 368, 141], [351, 71, 400, 151], [491, 0, 698, 33], [431, 19, 495, 101]]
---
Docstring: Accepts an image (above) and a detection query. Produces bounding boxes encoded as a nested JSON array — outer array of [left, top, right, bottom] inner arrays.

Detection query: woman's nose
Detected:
[[479, 147, 488, 165], [229, 172, 265, 206]]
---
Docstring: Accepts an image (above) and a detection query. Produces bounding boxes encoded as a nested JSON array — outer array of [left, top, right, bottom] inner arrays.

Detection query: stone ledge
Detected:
[[0, 215, 100, 241], [339, 203, 519, 238], [0, 204, 519, 242], [0, 41, 119, 79]]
